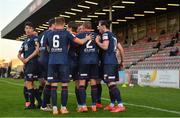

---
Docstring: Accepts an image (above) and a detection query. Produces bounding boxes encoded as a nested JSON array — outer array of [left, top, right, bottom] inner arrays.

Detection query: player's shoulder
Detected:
[[77, 32, 87, 37], [57, 29, 67, 33], [42, 29, 50, 35], [54, 29, 69, 35], [80, 31, 87, 35], [102, 32, 110, 40], [45, 29, 54, 36], [45, 29, 55, 38], [32, 35, 38, 42], [65, 30, 76, 38], [103, 31, 111, 36], [38, 31, 45, 38], [32, 35, 38, 38], [65, 30, 72, 35]]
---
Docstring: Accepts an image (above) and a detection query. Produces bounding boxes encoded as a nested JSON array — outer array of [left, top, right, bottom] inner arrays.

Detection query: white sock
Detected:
[[61, 105, 66, 109], [53, 106, 58, 111], [78, 104, 82, 108], [82, 105, 87, 108], [110, 103, 115, 107], [118, 103, 124, 107]]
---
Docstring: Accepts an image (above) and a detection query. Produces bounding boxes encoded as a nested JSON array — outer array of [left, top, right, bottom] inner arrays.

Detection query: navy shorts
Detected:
[[38, 61, 48, 80], [69, 58, 79, 81], [98, 63, 104, 80], [115, 64, 120, 81], [47, 64, 70, 83], [103, 64, 118, 83], [24, 62, 39, 81], [79, 64, 99, 80], [69, 63, 79, 81]]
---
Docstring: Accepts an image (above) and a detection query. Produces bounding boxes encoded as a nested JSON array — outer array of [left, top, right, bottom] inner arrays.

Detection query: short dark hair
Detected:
[[83, 21, 92, 29], [99, 20, 111, 29], [77, 23, 83, 27], [24, 21, 34, 29], [68, 21, 77, 32], [55, 17, 65, 25], [48, 18, 55, 27]]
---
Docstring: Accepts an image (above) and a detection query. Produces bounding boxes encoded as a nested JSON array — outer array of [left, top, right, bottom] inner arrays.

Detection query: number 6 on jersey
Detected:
[[53, 35, 60, 48]]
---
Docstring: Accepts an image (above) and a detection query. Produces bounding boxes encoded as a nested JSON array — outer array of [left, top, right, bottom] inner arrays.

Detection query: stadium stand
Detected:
[[121, 32, 180, 83]]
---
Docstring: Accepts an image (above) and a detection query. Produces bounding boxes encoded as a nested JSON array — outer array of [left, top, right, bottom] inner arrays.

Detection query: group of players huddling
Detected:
[[18, 17, 125, 115]]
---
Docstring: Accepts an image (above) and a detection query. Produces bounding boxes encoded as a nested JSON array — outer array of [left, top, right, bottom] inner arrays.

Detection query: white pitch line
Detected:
[[100, 97, 180, 115], [1, 79, 180, 115], [0, 79, 24, 86]]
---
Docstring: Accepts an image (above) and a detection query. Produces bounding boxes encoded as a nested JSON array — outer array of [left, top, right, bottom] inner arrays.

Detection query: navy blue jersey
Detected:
[[47, 29, 75, 64], [68, 33, 79, 63], [98, 35, 104, 65], [102, 31, 118, 64], [38, 30, 51, 63], [76, 32, 99, 64], [19, 36, 38, 63]]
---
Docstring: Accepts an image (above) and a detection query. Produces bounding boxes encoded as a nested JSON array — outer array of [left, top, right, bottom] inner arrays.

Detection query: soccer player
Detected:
[[39, 18, 55, 111], [33, 30, 45, 107], [76, 21, 99, 112], [96, 43, 104, 109], [18, 22, 41, 109], [66, 21, 81, 109], [77, 23, 83, 34], [46, 17, 92, 115], [95, 20, 125, 112]]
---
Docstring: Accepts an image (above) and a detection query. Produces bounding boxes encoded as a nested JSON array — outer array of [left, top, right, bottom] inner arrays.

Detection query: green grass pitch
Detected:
[[0, 78, 180, 117]]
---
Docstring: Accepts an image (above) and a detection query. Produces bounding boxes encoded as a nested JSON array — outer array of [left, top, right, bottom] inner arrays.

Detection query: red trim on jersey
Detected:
[[72, 32, 77, 35]]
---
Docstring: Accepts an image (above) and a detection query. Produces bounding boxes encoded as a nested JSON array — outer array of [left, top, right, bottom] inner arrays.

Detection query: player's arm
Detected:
[[17, 43, 25, 64], [95, 35, 109, 50], [117, 42, 125, 68], [73, 34, 92, 45], [37, 35, 42, 55], [17, 51, 25, 63], [24, 40, 39, 64], [44, 34, 50, 53]]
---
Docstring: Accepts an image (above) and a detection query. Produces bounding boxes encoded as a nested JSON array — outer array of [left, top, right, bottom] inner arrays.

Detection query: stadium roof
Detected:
[[1, 0, 180, 40]]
